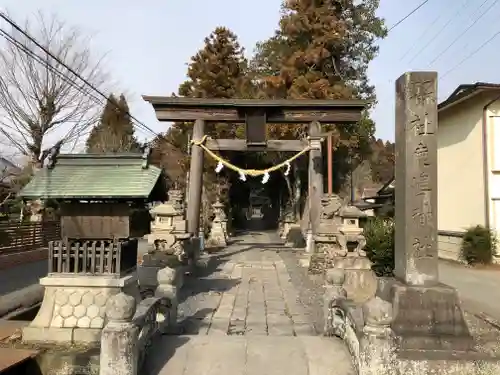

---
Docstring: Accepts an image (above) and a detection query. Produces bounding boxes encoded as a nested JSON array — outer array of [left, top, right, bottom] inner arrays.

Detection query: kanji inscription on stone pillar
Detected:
[[394, 71, 438, 286]]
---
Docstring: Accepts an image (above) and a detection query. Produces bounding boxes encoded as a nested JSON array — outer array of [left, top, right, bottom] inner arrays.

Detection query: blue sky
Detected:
[[1, 0, 499, 144]]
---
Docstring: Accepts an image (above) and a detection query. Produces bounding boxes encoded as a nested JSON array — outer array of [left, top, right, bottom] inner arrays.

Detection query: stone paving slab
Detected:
[[146, 335, 355, 375], [178, 232, 317, 336], [146, 231, 355, 374]]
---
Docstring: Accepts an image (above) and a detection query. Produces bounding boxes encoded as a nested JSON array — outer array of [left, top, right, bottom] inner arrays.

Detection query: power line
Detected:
[[386, 0, 432, 34], [399, 5, 445, 61], [405, 0, 470, 64], [428, 0, 499, 66], [440, 29, 500, 80], [0, 12, 158, 139], [0, 25, 156, 149]]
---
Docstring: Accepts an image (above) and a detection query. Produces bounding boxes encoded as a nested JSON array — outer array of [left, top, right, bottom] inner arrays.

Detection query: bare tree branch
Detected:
[[0, 11, 110, 167]]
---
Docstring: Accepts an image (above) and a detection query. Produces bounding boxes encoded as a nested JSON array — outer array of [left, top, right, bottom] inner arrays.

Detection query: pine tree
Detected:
[[86, 94, 140, 153]]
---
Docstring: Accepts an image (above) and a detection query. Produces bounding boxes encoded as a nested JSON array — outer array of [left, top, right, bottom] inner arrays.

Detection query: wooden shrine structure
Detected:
[[19, 152, 167, 275], [143, 97, 367, 239]]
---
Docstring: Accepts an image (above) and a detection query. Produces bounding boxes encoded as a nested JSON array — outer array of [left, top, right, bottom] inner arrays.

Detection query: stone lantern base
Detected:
[[207, 221, 227, 248]]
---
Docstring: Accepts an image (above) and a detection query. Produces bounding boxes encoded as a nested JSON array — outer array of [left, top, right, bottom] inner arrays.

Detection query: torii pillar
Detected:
[[142, 97, 367, 240]]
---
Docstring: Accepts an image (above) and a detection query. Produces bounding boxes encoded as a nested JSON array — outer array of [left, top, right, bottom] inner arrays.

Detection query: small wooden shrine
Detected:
[[19, 150, 167, 276]]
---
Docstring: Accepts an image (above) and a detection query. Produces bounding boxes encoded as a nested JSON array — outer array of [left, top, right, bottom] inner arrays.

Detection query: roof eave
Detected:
[[438, 85, 500, 113]]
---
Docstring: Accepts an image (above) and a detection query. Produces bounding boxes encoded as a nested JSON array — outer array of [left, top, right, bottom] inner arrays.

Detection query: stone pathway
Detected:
[[145, 231, 355, 375]]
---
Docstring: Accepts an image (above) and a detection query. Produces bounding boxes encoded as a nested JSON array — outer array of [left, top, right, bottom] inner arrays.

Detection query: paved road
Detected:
[[0, 240, 151, 297], [439, 261, 500, 322], [146, 231, 355, 375], [0, 260, 47, 296], [0, 239, 151, 317]]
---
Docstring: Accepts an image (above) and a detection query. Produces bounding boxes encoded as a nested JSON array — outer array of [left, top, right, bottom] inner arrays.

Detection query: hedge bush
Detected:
[[364, 217, 395, 277], [460, 225, 497, 265]]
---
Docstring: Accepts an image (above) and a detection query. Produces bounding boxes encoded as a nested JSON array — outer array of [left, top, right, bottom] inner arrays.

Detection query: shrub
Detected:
[[364, 217, 394, 277], [460, 225, 497, 265]]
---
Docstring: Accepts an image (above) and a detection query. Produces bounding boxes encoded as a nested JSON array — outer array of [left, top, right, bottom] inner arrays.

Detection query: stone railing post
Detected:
[[155, 266, 179, 331], [358, 296, 395, 375], [100, 292, 138, 375], [323, 268, 347, 336]]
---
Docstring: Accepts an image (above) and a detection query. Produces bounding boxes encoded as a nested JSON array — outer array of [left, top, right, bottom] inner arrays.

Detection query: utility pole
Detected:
[[185, 132, 191, 205], [327, 133, 333, 196], [350, 155, 355, 204]]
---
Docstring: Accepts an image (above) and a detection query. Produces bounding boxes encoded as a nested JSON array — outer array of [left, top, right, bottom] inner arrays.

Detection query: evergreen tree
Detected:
[[158, 27, 254, 226], [176, 26, 253, 139], [255, 0, 386, 101], [86, 94, 140, 153], [252, 0, 386, 191]]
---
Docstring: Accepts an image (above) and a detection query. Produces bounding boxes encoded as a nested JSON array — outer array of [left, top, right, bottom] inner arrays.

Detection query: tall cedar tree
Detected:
[[252, 0, 386, 191], [86, 94, 140, 153], [176, 26, 252, 139], [151, 27, 250, 214], [162, 26, 252, 172]]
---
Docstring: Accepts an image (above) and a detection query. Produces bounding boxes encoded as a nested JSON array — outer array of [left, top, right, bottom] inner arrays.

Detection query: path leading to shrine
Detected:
[[144, 230, 355, 375]]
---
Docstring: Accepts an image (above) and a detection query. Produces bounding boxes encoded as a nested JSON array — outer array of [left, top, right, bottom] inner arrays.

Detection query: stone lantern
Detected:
[[337, 205, 367, 257], [141, 190, 191, 295], [147, 190, 190, 255], [280, 206, 295, 240], [207, 199, 227, 248], [149, 190, 186, 235], [331, 205, 375, 303], [313, 194, 343, 255]]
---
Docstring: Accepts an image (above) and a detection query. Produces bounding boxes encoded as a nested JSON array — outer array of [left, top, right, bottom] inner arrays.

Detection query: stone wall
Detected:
[[438, 231, 464, 263]]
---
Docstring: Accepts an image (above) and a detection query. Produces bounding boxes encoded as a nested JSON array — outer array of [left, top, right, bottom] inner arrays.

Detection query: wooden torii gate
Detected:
[[143, 97, 366, 241]]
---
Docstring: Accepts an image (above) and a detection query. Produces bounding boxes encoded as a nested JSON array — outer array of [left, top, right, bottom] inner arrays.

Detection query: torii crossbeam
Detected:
[[143, 96, 366, 251]]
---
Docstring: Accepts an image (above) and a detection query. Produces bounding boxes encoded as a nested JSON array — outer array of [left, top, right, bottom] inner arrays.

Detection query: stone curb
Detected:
[[0, 284, 44, 318]]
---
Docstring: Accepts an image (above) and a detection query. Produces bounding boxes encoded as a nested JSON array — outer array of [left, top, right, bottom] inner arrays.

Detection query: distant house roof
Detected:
[[377, 177, 394, 195], [361, 185, 382, 199], [19, 153, 165, 200], [438, 82, 500, 112]]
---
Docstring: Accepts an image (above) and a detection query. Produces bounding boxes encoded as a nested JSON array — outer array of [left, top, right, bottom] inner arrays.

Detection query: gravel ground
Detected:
[[277, 249, 325, 334]]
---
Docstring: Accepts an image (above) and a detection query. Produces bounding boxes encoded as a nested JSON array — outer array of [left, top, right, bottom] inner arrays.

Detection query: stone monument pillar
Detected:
[[391, 71, 471, 351]]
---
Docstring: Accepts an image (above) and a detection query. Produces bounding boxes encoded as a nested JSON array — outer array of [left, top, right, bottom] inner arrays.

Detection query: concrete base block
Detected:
[[391, 281, 473, 352]]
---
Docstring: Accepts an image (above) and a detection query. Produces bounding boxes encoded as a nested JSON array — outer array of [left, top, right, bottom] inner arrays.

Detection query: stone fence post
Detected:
[[323, 268, 347, 336], [155, 266, 179, 330], [358, 296, 395, 375], [100, 293, 138, 375]]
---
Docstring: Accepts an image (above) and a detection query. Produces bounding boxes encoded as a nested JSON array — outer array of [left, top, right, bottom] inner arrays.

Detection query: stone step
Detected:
[[146, 335, 355, 375]]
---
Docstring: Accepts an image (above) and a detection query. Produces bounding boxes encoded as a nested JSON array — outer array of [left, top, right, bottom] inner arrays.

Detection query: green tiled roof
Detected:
[[19, 153, 163, 199]]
